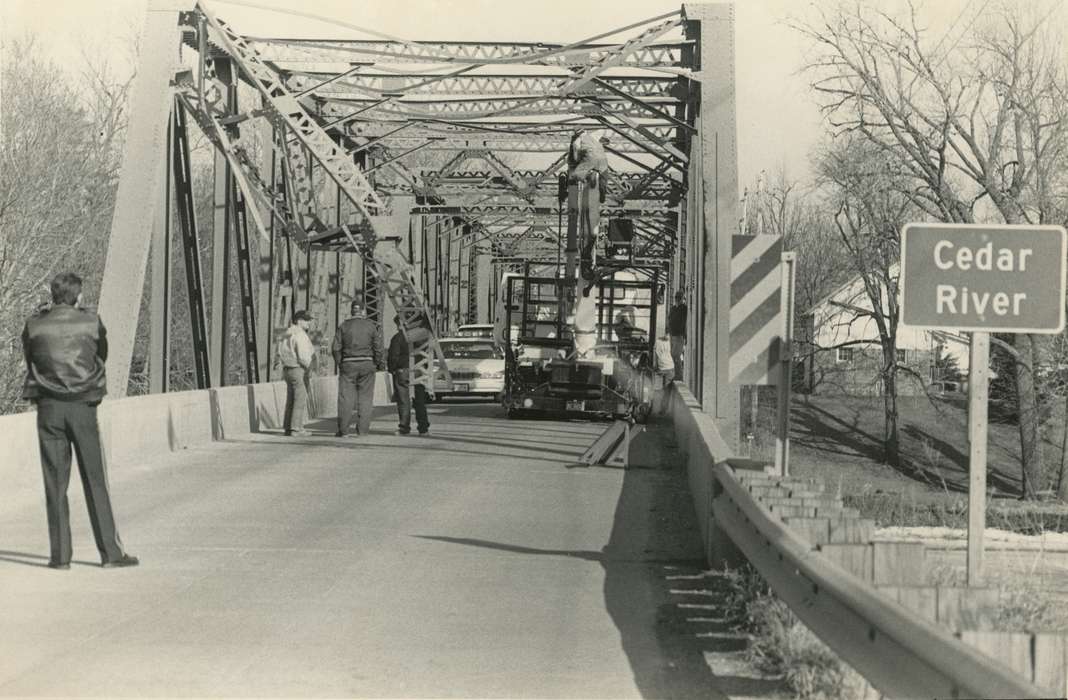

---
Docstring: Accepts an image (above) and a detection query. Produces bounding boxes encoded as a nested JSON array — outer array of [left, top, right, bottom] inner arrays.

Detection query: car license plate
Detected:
[[566, 400, 585, 411], [453, 383, 469, 392]]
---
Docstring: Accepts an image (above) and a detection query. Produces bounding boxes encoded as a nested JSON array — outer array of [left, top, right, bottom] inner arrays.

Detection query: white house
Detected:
[[800, 268, 968, 395]]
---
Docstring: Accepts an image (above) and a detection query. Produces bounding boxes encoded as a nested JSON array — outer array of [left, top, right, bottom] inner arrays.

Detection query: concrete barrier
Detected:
[[664, 383, 739, 565], [1, 371, 399, 506]]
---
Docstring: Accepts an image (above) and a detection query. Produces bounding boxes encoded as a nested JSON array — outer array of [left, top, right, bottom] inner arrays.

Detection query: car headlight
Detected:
[[480, 371, 504, 379]]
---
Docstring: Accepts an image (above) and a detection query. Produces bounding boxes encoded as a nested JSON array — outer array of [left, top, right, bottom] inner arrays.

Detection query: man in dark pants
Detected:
[[668, 290, 688, 381], [21, 272, 138, 570], [332, 295, 384, 437], [387, 315, 429, 436]]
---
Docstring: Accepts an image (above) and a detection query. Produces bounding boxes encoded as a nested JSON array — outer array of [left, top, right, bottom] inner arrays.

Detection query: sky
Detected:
[[0, 0, 1036, 189]]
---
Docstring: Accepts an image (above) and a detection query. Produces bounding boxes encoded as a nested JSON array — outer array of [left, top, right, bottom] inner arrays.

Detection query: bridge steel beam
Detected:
[[684, 3, 739, 433], [98, 1, 191, 397], [148, 109, 173, 395], [209, 63, 236, 388]]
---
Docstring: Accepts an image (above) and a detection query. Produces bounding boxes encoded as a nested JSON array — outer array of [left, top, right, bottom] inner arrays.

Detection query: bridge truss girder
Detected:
[[99, 0, 737, 427]]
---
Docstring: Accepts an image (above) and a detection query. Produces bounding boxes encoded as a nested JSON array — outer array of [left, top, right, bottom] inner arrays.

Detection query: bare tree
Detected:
[[0, 39, 129, 413], [796, 1, 1068, 498], [744, 168, 852, 320], [817, 135, 918, 466]]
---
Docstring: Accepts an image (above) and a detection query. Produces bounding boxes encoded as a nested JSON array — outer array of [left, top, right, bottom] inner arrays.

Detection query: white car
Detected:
[[433, 337, 506, 399]]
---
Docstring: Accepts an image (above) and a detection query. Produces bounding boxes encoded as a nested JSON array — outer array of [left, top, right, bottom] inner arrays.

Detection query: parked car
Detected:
[[929, 380, 963, 395], [434, 337, 505, 399]]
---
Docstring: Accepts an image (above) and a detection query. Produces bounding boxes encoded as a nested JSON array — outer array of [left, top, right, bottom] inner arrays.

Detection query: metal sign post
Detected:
[[967, 332, 990, 584], [900, 223, 1067, 585], [774, 252, 797, 476]]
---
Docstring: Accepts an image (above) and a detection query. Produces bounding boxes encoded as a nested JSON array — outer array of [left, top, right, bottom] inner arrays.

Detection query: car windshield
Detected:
[[441, 341, 502, 359]]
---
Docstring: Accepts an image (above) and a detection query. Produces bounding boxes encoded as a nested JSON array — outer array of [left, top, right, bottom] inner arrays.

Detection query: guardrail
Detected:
[[666, 383, 1054, 699]]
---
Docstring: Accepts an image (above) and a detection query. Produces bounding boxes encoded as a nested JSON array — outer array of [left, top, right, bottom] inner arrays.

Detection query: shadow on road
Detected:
[[415, 415, 782, 698], [0, 549, 97, 569]]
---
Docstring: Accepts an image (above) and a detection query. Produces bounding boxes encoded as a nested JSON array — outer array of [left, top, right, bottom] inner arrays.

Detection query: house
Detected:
[[798, 270, 966, 396]]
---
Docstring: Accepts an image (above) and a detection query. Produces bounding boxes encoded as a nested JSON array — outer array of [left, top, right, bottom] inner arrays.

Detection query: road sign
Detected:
[[900, 223, 1067, 333]]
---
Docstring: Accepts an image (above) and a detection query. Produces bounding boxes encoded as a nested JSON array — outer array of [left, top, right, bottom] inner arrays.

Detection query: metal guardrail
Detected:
[[711, 462, 1052, 699]]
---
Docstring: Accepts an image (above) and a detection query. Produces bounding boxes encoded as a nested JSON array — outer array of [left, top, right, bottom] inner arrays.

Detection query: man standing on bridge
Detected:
[[387, 315, 430, 436], [332, 294, 384, 437], [277, 309, 315, 437], [668, 290, 687, 381], [21, 272, 139, 570]]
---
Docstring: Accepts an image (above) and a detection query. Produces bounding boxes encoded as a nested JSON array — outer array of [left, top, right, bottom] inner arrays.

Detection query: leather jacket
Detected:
[[331, 315, 384, 369], [22, 305, 108, 403]]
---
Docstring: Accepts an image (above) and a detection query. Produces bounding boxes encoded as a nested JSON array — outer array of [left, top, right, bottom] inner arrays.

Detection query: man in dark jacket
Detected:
[[332, 295, 384, 437], [668, 290, 688, 381], [21, 272, 138, 570], [387, 315, 429, 436]]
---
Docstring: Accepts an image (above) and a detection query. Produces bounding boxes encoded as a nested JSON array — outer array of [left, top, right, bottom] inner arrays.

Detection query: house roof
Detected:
[[802, 263, 901, 317]]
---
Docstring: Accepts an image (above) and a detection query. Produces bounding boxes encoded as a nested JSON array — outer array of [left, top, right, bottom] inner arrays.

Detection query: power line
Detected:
[[930, 0, 974, 60]]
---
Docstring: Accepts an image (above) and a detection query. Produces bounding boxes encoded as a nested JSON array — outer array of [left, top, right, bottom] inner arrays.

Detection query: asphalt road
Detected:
[[0, 401, 769, 698]]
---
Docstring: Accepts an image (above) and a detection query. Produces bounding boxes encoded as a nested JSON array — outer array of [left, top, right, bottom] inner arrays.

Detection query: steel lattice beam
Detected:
[[244, 37, 690, 68], [285, 72, 685, 101]]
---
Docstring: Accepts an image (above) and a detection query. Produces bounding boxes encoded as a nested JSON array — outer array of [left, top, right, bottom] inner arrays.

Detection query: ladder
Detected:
[[196, 3, 450, 395]]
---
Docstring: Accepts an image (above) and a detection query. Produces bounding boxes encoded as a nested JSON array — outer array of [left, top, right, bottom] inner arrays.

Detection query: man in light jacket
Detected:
[[278, 310, 316, 437]]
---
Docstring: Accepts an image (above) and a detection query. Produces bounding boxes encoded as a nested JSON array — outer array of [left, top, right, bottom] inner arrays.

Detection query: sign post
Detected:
[[966, 332, 989, 584], [901, 223, 1066, 586], [775, 252, 797, 476]]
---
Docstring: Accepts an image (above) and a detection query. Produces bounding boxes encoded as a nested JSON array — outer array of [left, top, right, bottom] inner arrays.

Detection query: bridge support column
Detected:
[[684, 3, 739, 445], [99, 2, 190, 397], [476, 250, 492, 324], [148, 109, 173, 395]]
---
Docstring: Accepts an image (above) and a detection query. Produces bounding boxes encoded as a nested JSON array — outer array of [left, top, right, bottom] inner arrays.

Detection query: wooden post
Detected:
[[967, 331, 990, 586]]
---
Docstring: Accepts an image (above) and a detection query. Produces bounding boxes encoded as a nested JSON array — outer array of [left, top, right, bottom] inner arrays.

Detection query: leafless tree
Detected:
[[744, 168, 852, 322], [0, 39, 129, 412], [796, 0, 1068, 498], [818, 135, 919, 466]]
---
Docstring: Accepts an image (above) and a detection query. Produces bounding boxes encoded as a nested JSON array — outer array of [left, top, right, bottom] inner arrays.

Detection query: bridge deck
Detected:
[[0, 403, 736, 698]]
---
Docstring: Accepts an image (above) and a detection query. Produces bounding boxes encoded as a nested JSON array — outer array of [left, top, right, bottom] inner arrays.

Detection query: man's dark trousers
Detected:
[[392, 369, 429, 434], [338, 360, 377, 435], [36, 398, 124, 565]]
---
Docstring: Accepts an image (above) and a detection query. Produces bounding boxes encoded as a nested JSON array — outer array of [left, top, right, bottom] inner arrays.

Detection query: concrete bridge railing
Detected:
[[0, 373, 395, 508], [664, 382, 1055, 698]]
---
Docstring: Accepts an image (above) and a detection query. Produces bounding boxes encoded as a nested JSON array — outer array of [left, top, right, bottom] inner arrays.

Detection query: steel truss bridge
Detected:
[[33, 2, 1060, 696], [97, 0, 738, 412]]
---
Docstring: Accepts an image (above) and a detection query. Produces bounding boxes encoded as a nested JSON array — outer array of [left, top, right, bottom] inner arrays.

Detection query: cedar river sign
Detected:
[[900, 223, 1067, 334]]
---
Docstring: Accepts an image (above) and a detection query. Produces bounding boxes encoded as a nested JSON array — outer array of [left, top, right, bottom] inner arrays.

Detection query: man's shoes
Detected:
[[47, 561, 70, 570], [335, 431, 359, 438], [394, 429, 411, 436], [291, 429, 312, 437], [102, 554, 139, 569], [417, 431, 429, 436]]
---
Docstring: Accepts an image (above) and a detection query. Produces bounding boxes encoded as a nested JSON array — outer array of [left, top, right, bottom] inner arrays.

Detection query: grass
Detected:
[[723, 565, 868, 700], [741, 391, 1068, 531]]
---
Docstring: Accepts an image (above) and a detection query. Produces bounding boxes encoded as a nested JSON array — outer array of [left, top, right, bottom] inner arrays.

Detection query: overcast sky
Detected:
[[2, 0, 1035, 188]]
